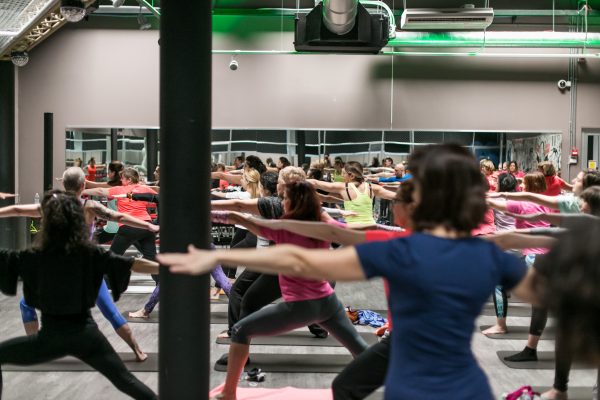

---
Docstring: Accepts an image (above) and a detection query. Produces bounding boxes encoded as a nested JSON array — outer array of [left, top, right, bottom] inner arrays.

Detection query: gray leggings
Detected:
[[231, 293, 368, 356]]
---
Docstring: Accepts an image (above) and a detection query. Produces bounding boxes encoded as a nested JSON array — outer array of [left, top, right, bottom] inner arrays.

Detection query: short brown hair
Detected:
[[580, 186, 600, 217], [344, 162, 365, 184], [523, 171, 546, 194], [537, 161, 556, 177]]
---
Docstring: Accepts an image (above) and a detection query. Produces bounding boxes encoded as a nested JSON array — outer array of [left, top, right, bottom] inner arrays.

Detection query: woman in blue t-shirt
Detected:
[[159, 144, 535, 400]]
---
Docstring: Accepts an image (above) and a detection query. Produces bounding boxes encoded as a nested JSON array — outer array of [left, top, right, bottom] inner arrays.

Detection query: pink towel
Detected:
[[209, 384, 333, 400]]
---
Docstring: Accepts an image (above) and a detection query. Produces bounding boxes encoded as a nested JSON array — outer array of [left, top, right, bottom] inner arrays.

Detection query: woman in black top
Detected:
[[0, 192, 158, 400]]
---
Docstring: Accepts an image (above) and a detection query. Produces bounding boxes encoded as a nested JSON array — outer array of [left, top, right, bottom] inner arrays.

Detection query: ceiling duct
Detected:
[[400, 7, 494, 30], [295, 1, 389, 53]]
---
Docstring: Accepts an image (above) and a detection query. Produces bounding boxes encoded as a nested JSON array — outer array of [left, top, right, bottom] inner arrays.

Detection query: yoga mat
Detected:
[[124, 311, 227, 324], [480, 304, 532, 317], [497, 351, 591, 370], [479, 325, 555, 340], [216, 330, 378, 347], [209, 384, 333, 400], [3, 352, 158, 372], [532, 387, 593, 400], [214, 353, 353, 373], [124, 286, 155, 294]]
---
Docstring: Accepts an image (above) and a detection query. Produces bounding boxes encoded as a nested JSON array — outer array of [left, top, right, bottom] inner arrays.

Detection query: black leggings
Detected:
[[227, 271, 281, 333], [0, 314, 156, 400], [231, 293, 368, 357], [110, 225, 158, 283], [332, 335, 390, 400], [221, 229, 257, 279]]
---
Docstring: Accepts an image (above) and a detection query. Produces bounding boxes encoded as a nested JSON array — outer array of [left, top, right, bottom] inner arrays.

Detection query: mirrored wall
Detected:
[[66, 129, 564, 178]]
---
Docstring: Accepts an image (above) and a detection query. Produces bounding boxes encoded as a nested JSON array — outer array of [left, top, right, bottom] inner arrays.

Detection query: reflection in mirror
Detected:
[[65, 129, 110, 182], [65, 128, 156, 183], [66, 128, 563, 183]]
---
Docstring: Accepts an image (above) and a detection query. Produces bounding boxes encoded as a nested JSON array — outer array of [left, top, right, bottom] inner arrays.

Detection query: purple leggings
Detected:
[[143, 244, 231, 314]]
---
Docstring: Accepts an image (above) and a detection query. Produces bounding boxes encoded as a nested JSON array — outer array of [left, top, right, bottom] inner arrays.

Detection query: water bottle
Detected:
[[33, 193, 40, 204]]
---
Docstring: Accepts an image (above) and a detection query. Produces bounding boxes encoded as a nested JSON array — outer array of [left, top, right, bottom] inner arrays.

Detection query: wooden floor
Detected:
[[0, 277, 597, 399]]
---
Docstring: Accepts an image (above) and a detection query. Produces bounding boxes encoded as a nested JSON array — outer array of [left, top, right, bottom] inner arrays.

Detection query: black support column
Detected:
[[110, 128, 118, 161], [0, 62, 16, 249], [43, 113, 53, 192], [146, 129, 158, 179], [159, 1, 211, 399], [296, 130, 306, 166]]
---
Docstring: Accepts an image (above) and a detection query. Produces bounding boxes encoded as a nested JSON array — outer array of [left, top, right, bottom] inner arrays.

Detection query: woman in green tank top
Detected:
[[308, 162, 397, 226]]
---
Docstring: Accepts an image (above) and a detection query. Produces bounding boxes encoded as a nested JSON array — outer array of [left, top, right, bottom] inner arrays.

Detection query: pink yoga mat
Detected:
[[209, 384, 333, 399]]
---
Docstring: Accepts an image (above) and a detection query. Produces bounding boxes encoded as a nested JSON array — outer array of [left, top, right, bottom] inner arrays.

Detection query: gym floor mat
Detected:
[[216, 330, 378, 347], [497, 351, 591, 370], [3, 352, 158, 372], [123, 311, 227, 324], [214, 353, 354, 373], [479, 325, 555, 340], [531, 387, 593, 400]]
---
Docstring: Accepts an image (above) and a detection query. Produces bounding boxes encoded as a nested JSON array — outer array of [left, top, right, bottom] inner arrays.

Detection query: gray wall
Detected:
[[15, 26, 600, 201]]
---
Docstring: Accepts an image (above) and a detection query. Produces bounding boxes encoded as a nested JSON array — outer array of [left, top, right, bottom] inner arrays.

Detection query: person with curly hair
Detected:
[[0, 191, 158, 399]]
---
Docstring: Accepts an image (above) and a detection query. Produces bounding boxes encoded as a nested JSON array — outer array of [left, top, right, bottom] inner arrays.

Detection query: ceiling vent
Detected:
[[400, 8, 494, 30]]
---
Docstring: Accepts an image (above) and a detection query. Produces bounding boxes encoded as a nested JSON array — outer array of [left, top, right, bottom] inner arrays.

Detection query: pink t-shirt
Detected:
[[107, 184, 157, 224], [506, 200, 551, 255], [259, 227, 334, 302]]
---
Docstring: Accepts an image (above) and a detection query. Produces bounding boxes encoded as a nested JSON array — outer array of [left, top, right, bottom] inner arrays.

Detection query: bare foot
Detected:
[[541, 388, 568, 400], [217, 330, 230, 339], [212, 391, 235, 400], [128, 309, 150, 319], [210, 288, 221, 300], [134, 347, 148, 362], [482, 324, 508, 336]]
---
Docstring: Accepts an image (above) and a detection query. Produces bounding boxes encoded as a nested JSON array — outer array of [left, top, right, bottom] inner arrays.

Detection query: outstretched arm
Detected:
[[211, 172, 242, 186], [0, 193, 16, 200], [88, 201, 158, 233], [0, 204, 41, 218], [371, 185, 397, 200], [158, 244, 366, 282], [211, 199, 260, 215], [244, 217, 368, 246], [488, 191, 560, 210], [486, 198, 508, 212], [82, 187, 110, 197], [503, 211, 562, 226], [482, 231, 557, 251], [84, 180, 111, 189], [131, 258, 160, 274], [306, 179, 345, 195]]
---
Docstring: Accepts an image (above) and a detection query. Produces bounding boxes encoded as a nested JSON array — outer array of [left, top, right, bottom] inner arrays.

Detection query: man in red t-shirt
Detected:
[[82, 168, 158, 265]]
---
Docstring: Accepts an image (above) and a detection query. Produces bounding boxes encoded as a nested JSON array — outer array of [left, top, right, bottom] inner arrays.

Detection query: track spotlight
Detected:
[[137, 7, 151, 30], [60, 0, 86, 23], [10, 51, 29, 67]]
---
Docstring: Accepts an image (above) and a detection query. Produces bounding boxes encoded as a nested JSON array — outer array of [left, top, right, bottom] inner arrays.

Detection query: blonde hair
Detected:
[[242, 169, 262, 198], [480, 159, 495, 173], [279, 166, 306, 184]]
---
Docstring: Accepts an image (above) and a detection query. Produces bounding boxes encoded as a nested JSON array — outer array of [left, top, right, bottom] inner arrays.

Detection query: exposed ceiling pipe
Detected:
[[322, 0, 359, 35]]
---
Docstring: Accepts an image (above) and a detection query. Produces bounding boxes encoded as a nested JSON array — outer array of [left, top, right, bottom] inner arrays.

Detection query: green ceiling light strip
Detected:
[[211, 49, 600, 58], [388, 32, 600, 48], [137, 0, 160, 18]]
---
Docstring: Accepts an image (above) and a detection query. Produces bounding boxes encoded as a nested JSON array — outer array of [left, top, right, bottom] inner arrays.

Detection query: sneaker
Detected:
[[308, 323, 329, 339], [215, 354, 250, 366], [504, 346, 538, 362]]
